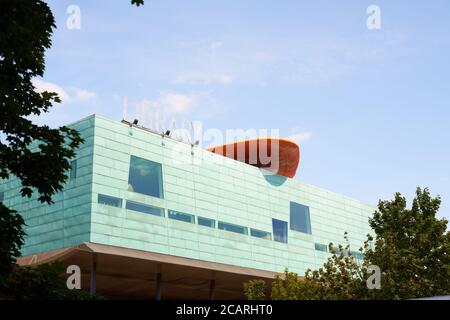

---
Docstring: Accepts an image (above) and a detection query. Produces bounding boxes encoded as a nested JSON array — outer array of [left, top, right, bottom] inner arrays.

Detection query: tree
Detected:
[[0, 204, 25, 280], [244, 188, 450, 300], [0, 0, 82, 283], [0, 262, 104, 300], [364, 188, 450, 299], [244, 280, 267, 300], [0, 0, 143, 294]]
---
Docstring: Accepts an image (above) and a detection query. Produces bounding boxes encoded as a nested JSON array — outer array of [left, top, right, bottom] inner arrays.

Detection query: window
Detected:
[[98, 194, 122, 208], [290, 202, 311, 234], [218, 221, 248, 235], [335, 247, 350, 256], [128, 156, 163, 198], [272, 219, 288, 243], [198, 217, 215, 228], [314, 243, 327, 252], [168, 210, 194, 223], [70, 160, 77, 180], [126, 200, 164, 217], [332, 246, 344, 255], [250, 229, 272, 240], [352, 251, 364, 260], [0, 191, 4, 202]]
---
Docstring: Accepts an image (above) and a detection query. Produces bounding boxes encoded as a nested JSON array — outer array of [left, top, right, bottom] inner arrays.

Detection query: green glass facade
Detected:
[[0, 115, 375, 275]]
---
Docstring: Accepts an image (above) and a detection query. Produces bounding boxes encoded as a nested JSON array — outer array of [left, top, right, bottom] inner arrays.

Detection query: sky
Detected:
[[36, 0, 450, 220]]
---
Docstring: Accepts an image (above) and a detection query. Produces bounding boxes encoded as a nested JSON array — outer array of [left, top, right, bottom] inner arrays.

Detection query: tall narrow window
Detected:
[[70, 160, 77, 180], [272, 218, 288, 243], [290, 202, 312, 234], [0, 191, 4, 202], [128, 156, 164, 198]]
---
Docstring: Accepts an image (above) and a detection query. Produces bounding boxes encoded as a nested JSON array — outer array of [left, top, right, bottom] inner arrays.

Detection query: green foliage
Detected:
[[243, 280, 267, 300], [244, 188, 450, 300], [271, 269, 307, 300], [0, 0, 83, 204], [301, 237, 368, 300], [0, 262, 103, 300], [0, 204, 25, 281], [0, 0, 141, 298], [131, 0, 144, 6], [364, 187, 450, 299], [0, 0, 82, 286]]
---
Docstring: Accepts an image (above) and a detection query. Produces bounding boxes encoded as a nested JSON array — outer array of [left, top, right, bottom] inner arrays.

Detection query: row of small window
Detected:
[[98, 194, 272, 240], [100, 154, 313, 244], [314, 243, 364, 260], [128, 155, 312, 236]]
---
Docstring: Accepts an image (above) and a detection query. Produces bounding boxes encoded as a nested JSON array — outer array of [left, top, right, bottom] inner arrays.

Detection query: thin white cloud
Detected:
[[132, 92, 196, 122], [32, 79, 70, 103], [73, 88, 97, 101], [289, 132, 312, 143], [31, 79, 97, 104], [288, 127, 312, 144], [148, 31, 408, 87], [127, 90, 223, 129], [174, 73, 233, 85], [158, 92, 195, 114]]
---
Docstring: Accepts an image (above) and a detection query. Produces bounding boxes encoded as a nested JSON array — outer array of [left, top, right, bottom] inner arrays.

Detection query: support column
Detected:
[[90, 254, 97, 295], [208, 279, 216, 300], [155, 272, 162, 300]]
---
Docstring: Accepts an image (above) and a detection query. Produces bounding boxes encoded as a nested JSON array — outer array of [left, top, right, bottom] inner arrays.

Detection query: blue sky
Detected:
[[37, 0, 450, 220]]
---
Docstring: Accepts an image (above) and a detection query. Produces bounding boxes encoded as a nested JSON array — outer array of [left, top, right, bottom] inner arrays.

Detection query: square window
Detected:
[[128, 156, 164, 198], [290, 202, 312, 234]]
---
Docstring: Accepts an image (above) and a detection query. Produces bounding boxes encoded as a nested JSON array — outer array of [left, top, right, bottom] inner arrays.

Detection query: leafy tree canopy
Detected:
[[244, 188, 450, 300], [0, 0, 143, 295]]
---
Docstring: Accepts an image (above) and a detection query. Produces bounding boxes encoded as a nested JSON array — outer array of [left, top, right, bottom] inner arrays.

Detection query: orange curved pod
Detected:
[[206, 138, 300, 178]]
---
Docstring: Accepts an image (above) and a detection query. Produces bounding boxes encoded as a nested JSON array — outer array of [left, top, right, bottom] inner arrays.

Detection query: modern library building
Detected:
[[0, 115, 374, 299]]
